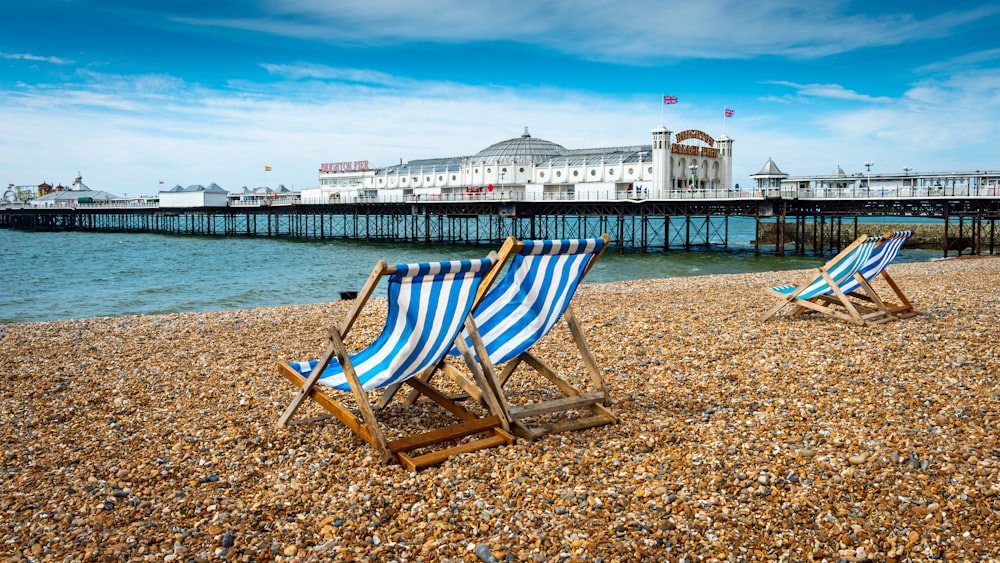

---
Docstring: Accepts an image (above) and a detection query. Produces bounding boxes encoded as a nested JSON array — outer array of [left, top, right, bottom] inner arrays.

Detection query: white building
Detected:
[[158, 183, 230, 208], [753, 158, 1000, 199], [28, 175, 119, 207], [306, 126, 735, 203]]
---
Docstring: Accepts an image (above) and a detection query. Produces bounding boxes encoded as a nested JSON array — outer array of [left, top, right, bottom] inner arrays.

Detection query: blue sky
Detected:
[[2, 0, 999, 195]]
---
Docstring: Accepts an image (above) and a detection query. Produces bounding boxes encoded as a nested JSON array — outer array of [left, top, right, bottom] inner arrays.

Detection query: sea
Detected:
[[0, 218, 942, 324]]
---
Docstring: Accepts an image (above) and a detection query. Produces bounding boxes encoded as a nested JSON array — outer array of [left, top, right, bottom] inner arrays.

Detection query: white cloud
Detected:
[[916, 47, 1000, 74], [175, 1, 1000, 63], [0, 52, 71, 64], [3, 57, 999, 195], [739, 67, 1000, 177], [764, 81, 894, 103], [0, 68, 656, 193]]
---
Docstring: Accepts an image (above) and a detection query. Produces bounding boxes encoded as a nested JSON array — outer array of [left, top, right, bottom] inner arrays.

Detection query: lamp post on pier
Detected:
[[864, 161, 874, 197]]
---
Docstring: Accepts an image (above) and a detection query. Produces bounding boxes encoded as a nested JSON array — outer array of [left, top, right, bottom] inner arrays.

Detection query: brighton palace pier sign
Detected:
[[671, 130, 719, 158], [320, 160, 370, 173]]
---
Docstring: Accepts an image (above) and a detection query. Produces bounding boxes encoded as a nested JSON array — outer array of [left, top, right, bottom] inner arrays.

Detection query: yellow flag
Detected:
[[265, 166, 272, 171]]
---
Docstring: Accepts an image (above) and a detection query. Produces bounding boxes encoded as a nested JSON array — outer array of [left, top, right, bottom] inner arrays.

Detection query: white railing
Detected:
[[6, 184, 997, 211], [794, 184, 998, 199], [24, 201, 161, 209]]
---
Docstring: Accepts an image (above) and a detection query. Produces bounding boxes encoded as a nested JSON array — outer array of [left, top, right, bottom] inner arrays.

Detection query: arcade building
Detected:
[[304, 125, 735, 202]]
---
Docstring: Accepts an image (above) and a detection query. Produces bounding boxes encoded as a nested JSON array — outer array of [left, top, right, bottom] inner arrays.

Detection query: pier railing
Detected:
[[4, 183, 997, 211], [288, 184, 1000, 205]]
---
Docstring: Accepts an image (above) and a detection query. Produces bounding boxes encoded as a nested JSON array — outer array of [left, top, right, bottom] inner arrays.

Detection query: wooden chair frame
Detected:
[[276, 259, 513, 471], [388, 235, 618, 441], [761, 234, 892, 325], [808, 231, 920, 321]]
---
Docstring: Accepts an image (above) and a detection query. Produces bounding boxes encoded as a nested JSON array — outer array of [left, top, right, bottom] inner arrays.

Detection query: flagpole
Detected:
[[660, 93, 665, 125]]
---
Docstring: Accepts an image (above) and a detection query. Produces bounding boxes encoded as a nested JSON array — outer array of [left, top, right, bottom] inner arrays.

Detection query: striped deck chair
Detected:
[[761, 234, 885, 325], [276, 256, 514, 471], [417, 235, 618, 441], [809, 230, 919, 322]]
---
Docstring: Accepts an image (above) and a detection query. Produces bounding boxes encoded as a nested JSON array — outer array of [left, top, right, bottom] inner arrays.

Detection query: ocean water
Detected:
[[0, 221, 940, 323]]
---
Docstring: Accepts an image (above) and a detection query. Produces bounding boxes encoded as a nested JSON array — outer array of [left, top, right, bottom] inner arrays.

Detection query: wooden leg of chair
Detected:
[[327, 326, 391, 459], [822, 270, 867, 325], [522, 353, 582, 398], [276, 367, 319, 428], [379, 360, 456, 410], [399, 362, 487, 408], [455, 321, 510, 427], [401, 366, 439, 408], [761, 296, 794, 321], [276, 341, 339, 428], [881, 271, 917, 315], [277, 363, 378, 446], [376, 381, 405, 410], [853, 275, 897, 323], [497, 358, 522, 388], [404, 377, 477, 423], [564, 307, 611, 402], [441, 363, 484, 403]]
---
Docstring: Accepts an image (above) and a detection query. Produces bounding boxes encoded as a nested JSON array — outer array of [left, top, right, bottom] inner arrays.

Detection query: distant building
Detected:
[[158, 183, 230, 208], [28, 175, 119, 207], [752, 158, 1000, 198], [229, 185, 297, 206], [750, 158, 789, 197]]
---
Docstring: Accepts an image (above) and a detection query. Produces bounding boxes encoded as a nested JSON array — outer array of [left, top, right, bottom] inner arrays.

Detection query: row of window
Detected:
[[370, 165, 672, 185]]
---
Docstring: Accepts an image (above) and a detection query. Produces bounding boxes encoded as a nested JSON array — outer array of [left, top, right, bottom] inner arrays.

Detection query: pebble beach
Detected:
[[2, 256, 998, 562]]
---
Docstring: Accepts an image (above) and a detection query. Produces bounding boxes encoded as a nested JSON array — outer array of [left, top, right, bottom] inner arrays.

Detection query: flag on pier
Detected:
[[663, 95, 678, 105], [725, 108, 734, 117]]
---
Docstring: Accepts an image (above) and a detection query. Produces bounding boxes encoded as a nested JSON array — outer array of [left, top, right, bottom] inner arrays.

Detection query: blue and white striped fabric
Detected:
[[767, 236, 882, 300], [455, 238, 605, 366], [285, 257, 496, 391], [837, 231, 912, 295]]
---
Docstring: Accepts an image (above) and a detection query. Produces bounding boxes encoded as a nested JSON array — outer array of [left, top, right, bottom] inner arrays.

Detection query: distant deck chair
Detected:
[[810, 230, 919, 321], [276, 256, 514, 471], [410, 234, 618, 441], [761, 234, 888, 325]]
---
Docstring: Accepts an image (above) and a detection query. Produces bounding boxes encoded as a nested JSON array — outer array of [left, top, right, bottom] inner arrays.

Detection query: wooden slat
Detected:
[[386, 415, 503, 454], [285, 414, 332, 426], [514, 414, 616, 441], [404, 377, 478, 422], [521, 354, 581, 397], [442, 363, 484, 402], [398, 431, 514, 472], [508, 393, 606, 420]]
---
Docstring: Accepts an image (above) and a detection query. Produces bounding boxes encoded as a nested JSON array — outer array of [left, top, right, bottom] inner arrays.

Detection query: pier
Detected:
[[2, 193, 999, 257]]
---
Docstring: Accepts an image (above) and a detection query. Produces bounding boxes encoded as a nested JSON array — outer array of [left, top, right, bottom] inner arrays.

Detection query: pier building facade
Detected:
[[306, 126, 735, 203]]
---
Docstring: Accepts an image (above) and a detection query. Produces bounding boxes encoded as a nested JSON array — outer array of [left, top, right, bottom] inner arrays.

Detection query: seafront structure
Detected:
[[23, 175, 120, 207], [3, 129, 999, 257], [754, 160, 1000, 199], [305, 126, 736, 203]]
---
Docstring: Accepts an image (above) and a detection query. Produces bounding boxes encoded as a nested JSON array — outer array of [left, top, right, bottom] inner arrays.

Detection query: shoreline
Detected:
[[2, 257, 999, 561]]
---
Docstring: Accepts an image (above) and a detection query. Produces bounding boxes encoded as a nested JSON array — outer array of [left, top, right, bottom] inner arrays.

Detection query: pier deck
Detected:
[[2, 196, 998, 257]]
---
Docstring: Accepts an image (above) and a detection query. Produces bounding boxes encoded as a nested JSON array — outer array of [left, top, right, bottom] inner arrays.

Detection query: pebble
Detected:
[[1, 256, 999, 560]]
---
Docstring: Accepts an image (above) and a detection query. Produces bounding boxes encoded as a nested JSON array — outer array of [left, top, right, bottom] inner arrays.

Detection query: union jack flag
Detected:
[[663, 95, 678, 105], [725, 108, 735, 117]]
